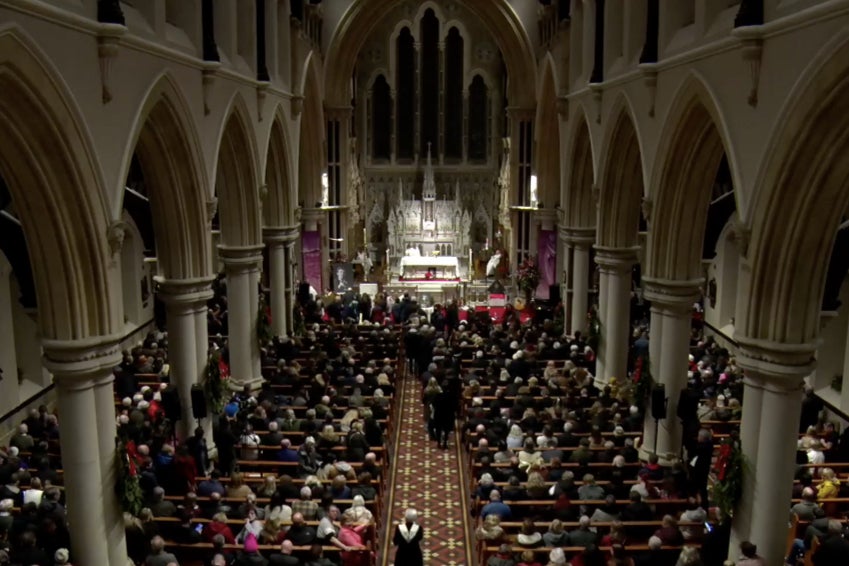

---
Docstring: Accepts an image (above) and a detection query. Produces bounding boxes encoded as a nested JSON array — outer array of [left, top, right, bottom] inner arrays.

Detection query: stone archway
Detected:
[[0, 29, 125, 566], [214, 94, 265, 390], [593, 98, 645, 385], [563, 112, 596, 335], [645, 78, 733, 283], [124, 74, 213, 281]]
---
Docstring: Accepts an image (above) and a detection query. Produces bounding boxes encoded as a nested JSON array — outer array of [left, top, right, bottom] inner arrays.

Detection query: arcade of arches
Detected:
[[1, 1, 849, 565]]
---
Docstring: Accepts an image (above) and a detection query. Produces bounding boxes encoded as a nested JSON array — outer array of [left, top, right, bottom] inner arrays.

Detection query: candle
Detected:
[[469, 248, 473, 280], [363, 226, 367, 244]]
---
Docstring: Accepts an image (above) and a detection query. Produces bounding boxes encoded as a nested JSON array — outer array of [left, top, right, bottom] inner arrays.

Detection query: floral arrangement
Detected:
[[712, 439, 745, 520], [516, 256, 541, 295], [586, 306, 601, 352], [115, 438, 143, 516], [204, 350, 230, 414], [257, 293, 272, 347], [631, 354, 653, 411]]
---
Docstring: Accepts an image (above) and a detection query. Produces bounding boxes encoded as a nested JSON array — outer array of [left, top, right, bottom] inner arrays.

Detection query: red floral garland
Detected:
[[715, 442, 732, 481]]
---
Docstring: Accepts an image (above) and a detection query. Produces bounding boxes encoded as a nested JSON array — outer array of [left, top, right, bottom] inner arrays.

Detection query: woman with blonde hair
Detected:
[[817, 467, 840, 500], [526, 471, 549, 499], [225, 472, 253, 499], [256, 475, 277, 498], [474, 513, 505, 542], [542, 518, 569, 547]]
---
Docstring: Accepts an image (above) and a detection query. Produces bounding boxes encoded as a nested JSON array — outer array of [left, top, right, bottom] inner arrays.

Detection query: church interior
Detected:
[[2, 0, 849, 565]]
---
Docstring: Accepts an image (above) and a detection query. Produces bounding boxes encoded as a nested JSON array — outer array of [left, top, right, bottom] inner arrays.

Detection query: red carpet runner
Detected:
[[381, 375, 474, 565]]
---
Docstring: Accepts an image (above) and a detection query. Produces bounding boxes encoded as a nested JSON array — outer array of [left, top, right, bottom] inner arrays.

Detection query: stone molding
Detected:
[[263, 225, 301, 245], [641, 276, 702, 311], [218, 244, 265, 273], [733, 333, 817, 378], [154, 276, 215, 307], [594, 246, 639, 273], [42, 334, 123, 386], [559, 226, 596, 246]]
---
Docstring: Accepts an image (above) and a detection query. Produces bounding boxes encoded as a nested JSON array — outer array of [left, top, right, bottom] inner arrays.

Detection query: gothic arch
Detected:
[[298, 52, 325, 207], [563, 108, 596, 229], [737, 32, 849, 349], [120, 72, 212, 280], [596, 95, 645, 249], [214, 93, 262, 248], [0, 29, 117, 339], [535, 56, 560, 208], [263, 108, 295, 228], [324, 0, 536, 107], [645, 75, 736, 282]]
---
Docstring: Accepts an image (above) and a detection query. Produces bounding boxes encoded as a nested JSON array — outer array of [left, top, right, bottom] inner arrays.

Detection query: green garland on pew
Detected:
[[257, 293, 273, 348], [712, 440, 745, 520], [115, 438, 144, 516], [586, 305, 601, 352], [204, 350, 229, 415]]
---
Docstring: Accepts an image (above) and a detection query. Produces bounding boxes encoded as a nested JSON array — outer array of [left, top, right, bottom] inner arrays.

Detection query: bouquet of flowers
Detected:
[[516, 257, 541, 295], [115, 438, 144, 515], [204, 350, 230, 414], [713, 439, 745, 519]]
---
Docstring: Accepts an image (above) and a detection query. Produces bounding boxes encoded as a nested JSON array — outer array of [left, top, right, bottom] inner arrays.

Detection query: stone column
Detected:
[[641, 278, 700, 460], [219, 245, 264, 391], [729, 341, 812, 565], [301, 207, 327, 292], [156, 277, 214, 438], [193, 302, 215, 453], [565, 229, 595, 336], [264, 226, 300, 337], [284, 239, 297, 335], [42, 337, 125, 566], [595, 247, 638, 385], [559, 227, 573, 334]]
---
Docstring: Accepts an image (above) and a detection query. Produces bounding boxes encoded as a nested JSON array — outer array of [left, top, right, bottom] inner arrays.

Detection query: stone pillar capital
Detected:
[[594, 246, 639, 272], [642, 276, 701, 313], [218, 245, 264, 273], [155, 276, 215, 308], [561, 227, 596, 247], [300, 207, 326, 223], [263, 225, 301, 245], [42, 335, 122, 386], [532, 208, 558, 227], [734, 334, 817, 379]]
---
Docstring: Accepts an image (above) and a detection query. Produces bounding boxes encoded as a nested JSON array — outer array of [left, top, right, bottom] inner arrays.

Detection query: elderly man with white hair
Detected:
[[392, 508, 424, 566]]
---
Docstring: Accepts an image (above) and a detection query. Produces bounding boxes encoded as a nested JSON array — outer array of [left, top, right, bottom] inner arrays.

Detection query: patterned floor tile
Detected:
[[381, 375, 474, 566]]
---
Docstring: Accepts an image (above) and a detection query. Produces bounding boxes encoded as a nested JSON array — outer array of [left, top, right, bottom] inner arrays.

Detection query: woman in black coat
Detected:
[[392, 508, 424, 566]]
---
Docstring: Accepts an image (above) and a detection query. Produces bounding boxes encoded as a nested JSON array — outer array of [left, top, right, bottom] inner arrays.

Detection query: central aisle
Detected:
[[381, 374, 474, 566]]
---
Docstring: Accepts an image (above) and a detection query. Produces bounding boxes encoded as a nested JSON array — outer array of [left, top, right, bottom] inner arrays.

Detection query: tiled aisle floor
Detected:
[[381, 375, 474, 566]]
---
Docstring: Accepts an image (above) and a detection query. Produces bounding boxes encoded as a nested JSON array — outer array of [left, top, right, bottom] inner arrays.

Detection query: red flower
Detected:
[[715, 443, 732, 481]]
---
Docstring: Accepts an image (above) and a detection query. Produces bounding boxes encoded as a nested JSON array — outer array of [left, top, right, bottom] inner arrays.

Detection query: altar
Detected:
[[399, 256, 460, 279]]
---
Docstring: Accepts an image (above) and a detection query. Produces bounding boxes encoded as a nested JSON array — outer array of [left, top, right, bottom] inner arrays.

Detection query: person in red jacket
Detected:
[[203, 512, 236, 544], [174, 445, 198, 493]]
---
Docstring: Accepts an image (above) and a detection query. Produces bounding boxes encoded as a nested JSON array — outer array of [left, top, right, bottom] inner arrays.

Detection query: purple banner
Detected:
[[537, 229, 557, 299], [302, 231, 322, 292]]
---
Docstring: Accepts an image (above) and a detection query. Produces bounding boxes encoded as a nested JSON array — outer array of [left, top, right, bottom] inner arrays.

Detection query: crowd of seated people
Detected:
[[0, 278, 408, 566], [431, 300, 849, 566]]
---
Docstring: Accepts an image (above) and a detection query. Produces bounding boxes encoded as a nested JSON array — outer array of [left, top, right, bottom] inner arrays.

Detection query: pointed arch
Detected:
[[263, 106, 295, 228], [214, 93, 262, 248], [645, 75, 736, 282], [324, 0, 536, 107], [564, 108, 596, 229], [596, 95, 645, 249], [120, 72, 212, 280], [738, 32, 849, 348], [0, 29, 117, 339], [535, 55, 560, 208], [299, 51, 326, 207]]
